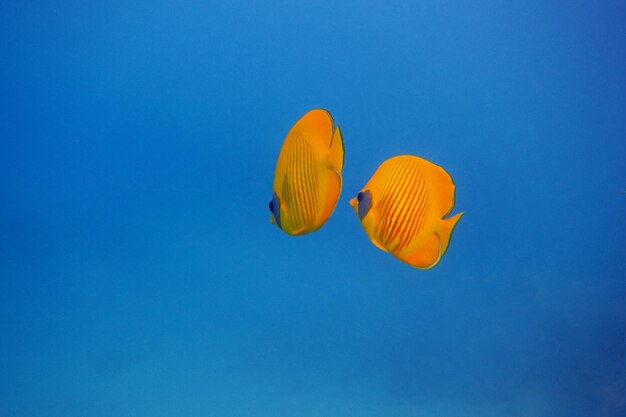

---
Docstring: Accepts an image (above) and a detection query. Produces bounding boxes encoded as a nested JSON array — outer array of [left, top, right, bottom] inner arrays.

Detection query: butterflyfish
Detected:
[[350, 155, 463, 269], [269, 109, 344, 235]]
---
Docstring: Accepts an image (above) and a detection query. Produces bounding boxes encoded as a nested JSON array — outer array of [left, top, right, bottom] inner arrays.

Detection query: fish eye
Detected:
[[269, 200, 274, 212], [357, 192, 364, 202]]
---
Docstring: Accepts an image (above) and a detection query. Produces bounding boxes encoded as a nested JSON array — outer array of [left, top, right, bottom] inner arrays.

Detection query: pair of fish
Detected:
[[269, 109, 463, 269]]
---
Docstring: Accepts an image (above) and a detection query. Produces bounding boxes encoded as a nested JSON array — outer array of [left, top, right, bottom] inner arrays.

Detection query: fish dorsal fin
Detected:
[[417, 156, 457, 217], [294, 109, 334, 152]]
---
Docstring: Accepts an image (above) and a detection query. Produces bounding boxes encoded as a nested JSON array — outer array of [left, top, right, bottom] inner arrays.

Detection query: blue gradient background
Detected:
[[1, 1, 625, 416]]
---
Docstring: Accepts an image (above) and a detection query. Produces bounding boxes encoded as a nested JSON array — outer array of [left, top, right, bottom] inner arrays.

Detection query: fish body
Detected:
[[350, 155, 463, 269], [269, 109, 344, 235]]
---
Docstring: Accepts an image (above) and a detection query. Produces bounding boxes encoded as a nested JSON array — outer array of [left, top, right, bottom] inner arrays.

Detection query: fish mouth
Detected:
[[349, 197, 357, 208]]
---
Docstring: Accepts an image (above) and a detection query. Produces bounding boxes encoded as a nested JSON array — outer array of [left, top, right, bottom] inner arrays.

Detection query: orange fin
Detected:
[[438, 212, 463, 255], [400, 212, 463, 269], [401, 233, 442, 269], [318, 168, 342, 226], [418, 157, 457, 217], [296, 109, 335, 154], [328, 125, 344, 172]]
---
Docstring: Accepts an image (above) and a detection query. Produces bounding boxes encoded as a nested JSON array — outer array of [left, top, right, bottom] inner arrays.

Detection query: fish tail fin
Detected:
[[328, 125, 344, 171], [438, 212, 463, 255]]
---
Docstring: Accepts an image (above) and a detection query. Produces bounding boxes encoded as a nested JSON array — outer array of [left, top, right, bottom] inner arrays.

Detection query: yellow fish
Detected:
[[269, 109, 344, 235], [350, 155, 463, 269]]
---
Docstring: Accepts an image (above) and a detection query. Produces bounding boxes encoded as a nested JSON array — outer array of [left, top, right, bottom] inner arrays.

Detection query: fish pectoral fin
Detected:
[[327, 125, 344, 171], [318, 168, 342, 225], [281, 175, 290, 201]]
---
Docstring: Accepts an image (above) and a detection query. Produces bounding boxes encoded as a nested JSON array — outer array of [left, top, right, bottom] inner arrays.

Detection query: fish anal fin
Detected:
[[327, 125, 344, 172], [400, 232, 442, 269], [318, 168, 342, 227], [438, 212, 464, 255], [400, 212, 463, 269]]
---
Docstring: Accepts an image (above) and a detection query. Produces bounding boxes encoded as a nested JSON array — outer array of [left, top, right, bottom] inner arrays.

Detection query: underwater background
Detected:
[[1, 1, 625, 416]]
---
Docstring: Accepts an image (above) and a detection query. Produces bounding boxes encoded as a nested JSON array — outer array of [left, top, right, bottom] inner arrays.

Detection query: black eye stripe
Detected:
[[357, 192, 364, 202], [357, 190, 372, 221], [271, 192, 282, 229]]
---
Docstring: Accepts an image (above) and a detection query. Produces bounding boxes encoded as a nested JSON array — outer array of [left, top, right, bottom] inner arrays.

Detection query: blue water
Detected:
[[1, 1, 625, 416]]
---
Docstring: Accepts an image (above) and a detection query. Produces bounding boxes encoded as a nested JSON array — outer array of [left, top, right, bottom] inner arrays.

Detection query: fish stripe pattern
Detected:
[[351, 154, 462, 269], [270, 109, 343, 236], [286, 133, 318, 229]]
